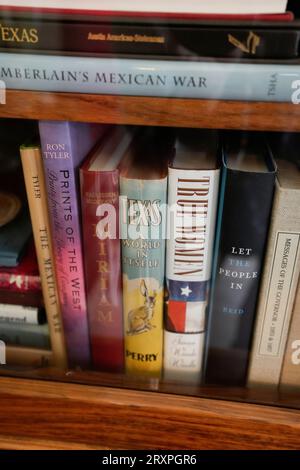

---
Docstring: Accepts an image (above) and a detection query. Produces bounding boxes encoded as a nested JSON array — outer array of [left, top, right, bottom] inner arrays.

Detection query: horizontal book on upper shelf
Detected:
[[0, 4, 300, 136], [0, 1, 299, 101], [3, 53, 300, 103], [1, 2, 300, 132]]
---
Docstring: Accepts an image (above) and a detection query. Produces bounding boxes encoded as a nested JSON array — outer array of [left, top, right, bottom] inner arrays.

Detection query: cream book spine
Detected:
[[280, 281, 300, 391], [5, 345, 53, 368], [248, 162, 300, 387], [20, 144, 67, 369]]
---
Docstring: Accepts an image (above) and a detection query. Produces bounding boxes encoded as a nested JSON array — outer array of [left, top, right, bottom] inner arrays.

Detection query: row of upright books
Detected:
[[2, 120, 298, 391], [0, 120, 52, 368]]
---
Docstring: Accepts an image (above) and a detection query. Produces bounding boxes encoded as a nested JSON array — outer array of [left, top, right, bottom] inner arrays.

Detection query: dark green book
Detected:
[[0, 321, 50, 349]]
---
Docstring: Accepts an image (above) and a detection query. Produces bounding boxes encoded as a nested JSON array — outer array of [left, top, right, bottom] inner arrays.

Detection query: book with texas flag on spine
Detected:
[[163, 129, 220, 383]]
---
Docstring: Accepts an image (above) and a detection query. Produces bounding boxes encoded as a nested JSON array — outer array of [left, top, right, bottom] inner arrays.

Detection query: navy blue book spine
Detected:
[[204, 143, 276, 386]]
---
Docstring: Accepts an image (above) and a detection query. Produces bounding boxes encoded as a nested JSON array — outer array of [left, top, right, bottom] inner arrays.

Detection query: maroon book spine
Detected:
[[0, 6, 294, 21], [80, 165, 124, 373], [0, 240, 41, 293]]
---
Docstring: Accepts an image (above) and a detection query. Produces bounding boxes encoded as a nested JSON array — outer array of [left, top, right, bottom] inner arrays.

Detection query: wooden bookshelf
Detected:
[[2, 90, 300, 131], [2, 365, 300, 408], [0, 374, 300, 450], [0, 350, 300, 449], [0, 89, 300, 450]]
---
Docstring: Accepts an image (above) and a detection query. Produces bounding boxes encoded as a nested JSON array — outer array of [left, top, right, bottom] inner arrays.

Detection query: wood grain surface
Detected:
[[0, 375, 300, 450], [1, 366, 300, 410], [2, 90, 300, 131]]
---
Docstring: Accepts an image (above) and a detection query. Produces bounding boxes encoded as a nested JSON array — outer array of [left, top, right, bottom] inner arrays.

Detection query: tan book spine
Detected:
[[5, 345, 53, 368], [280, 281, 300, 391], [248, 181, 300, 387], [20, 145, 67, 369]]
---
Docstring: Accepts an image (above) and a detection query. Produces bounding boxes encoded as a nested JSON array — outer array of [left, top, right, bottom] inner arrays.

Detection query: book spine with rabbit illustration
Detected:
[[120, 177, 167, 377], [164, 167, 220, 382], [80, 167, 124, 372]]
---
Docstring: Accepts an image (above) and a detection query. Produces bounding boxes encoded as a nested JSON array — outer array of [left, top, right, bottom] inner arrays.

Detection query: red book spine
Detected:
[[80, 167, 124, 373], [0, 6, 294, 21], [0, 273, 41, 292], [0, 241, 41, 293]]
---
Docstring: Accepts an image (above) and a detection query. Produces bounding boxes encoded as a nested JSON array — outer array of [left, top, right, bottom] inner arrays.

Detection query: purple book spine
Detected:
[[39, 120, 104, 368]]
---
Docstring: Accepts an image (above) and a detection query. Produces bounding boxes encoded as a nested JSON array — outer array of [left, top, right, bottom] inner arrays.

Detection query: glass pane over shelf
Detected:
[[0, 1, 300, 414]]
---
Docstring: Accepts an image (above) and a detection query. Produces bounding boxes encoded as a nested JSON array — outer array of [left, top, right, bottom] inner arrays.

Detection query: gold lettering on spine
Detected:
[[0, 24, 38, 43], [96, 234, 112, 322], [87, 31, 165, 44], [228, 31, 261, 55]]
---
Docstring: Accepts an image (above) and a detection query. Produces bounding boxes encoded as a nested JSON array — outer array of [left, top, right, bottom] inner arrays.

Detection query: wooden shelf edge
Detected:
[[2, 90, 300, 131], [0, 376, 300, 450], [0, 435, 99, 451]]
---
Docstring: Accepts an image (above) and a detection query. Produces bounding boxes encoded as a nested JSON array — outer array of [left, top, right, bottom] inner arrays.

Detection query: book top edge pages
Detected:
[[172, 129, 219, 170], [120, 127, 173, 180], [275, 158, 300, 189], [269, 135, 300, 189], [86, 127, 134, 172], [225, 134, 276, 173], [0, 0, 288, 15]]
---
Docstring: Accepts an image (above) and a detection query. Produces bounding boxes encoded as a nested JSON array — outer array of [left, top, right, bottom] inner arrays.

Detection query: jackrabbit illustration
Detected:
[[127, 280, 157, 335]]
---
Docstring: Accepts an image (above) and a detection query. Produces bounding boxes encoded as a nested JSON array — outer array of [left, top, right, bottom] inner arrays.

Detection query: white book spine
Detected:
[[164, 167, 219, 381], [0, 303, 39, 324], [0, 0, 288, 15], [163, 331, 205, 383]]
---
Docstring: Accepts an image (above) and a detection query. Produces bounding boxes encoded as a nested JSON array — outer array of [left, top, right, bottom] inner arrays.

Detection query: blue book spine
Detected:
[[1, 53, 300, 102], [204, 136, 276, 386]]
